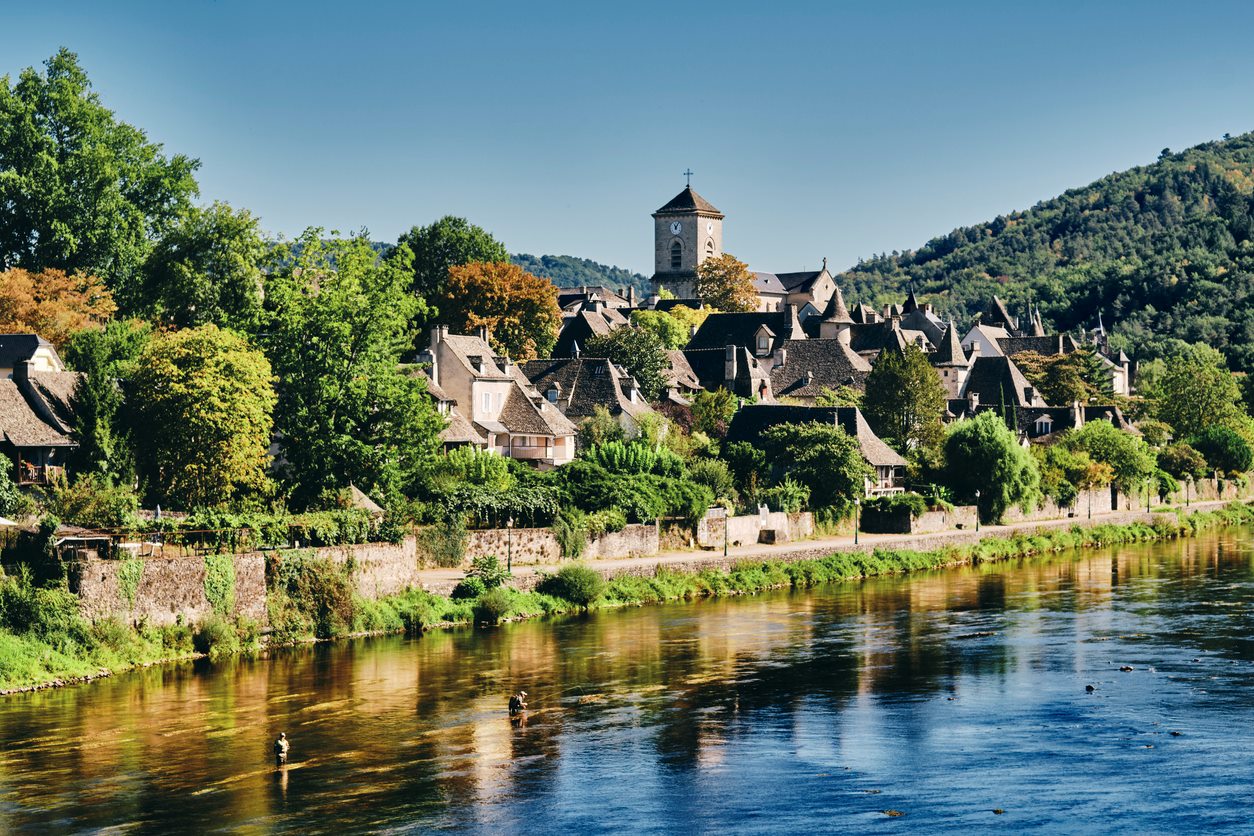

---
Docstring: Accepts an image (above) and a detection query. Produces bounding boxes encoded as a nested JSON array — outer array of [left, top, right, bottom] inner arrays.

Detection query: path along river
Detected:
[[4, 530, 1254, 833]]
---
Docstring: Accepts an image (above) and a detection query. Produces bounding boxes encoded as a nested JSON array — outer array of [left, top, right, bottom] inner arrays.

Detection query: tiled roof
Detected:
[[654, 298, 705, 313], [769, 339, 871, 400], [440, 334, 511, 379], [0, 379, 73, 447], [681, 348, 729, 391], [519, 357, 655, 423], [24, 371, 81, 432], [497, 385, 577, 437], [819, 285, 852, 324], [850, 303, 879, 324], [663, 349, 702, 392], [687, 310, 804, 353], [655, 186, 723, 216], [931, 322, 969, 367], [725, 404, 906, 467], [898, 307, 946, 345], [752, 272, 788, 295], [441, 409, 488, 445], [961, 356, 1046, 407]]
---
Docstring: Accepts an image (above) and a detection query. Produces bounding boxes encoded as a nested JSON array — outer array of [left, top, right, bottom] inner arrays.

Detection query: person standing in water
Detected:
[[274, 732, 290, 766], [508, 690, 528, 716]]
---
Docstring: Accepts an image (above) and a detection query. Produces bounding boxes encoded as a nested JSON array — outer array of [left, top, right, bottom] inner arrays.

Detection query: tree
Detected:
[[631, 305, 711, 349], [696, 253, 757, 312], [393, 216, 508, 313], [1190, 426, 1253, 476], [691, 387, 738, 438], [1061, 419, 1157, 491], [1149, 344, 1243, 438], [1013, 349, 1109, 404], [441, 261, 560, 360], [759, 422, 872, 511], [0, 49, 199, 303], [63, 319, 152, 481], [127, 325, 274, 508], [139, 202, 266, 329], [0, 268, 116, 347], [577, 405, 625, 449], [585, 327, 668, 401], [1158, 441, 1209, 481], [815, 386, 863, 408], [941, 411, 1041, 522], [263, 230, 445, 506], [863, 344, 946, 453]]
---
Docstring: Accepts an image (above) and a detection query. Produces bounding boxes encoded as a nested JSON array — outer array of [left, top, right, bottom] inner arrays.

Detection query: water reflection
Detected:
[[3, 532, 1254, 832]]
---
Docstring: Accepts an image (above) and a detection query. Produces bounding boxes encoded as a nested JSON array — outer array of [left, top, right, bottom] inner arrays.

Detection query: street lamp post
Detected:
[[975, 489, 981, 532], [507, 517, 514, 574], [723, 508, 729, 557], [854, 497, 860, 546], [1146, 479, 1152, 514], [1186, 474, 1192, 507]]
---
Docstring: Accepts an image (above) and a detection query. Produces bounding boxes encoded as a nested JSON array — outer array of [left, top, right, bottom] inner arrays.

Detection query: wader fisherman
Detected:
[[274, 732, 290, 766], [508, 691, 528, 716]]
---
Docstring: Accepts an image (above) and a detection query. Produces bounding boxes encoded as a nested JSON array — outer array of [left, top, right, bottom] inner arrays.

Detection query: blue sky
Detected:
[[4, 1, 1254, 276]]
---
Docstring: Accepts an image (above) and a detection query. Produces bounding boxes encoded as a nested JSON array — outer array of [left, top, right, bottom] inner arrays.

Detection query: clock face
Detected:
[[706, 221, 714, 235], [669, 221, 682, 235]]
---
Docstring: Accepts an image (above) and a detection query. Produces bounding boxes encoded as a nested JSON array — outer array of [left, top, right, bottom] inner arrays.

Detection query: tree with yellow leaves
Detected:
[[696, 253, 757, 312], [0, 268, 116, 346], [442, 261, 561, 359]]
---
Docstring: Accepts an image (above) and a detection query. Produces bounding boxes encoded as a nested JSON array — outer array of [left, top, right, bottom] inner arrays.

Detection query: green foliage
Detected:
[[0, 461, 31, 519], [128, 324, 275, 508], [1136, 419, 1175, 448], [417, 517, 468, 568], [1033, 444, 1097, 506], [430, 445, 515, 493], [688, 457, 736, 501], [585, 327, 668, 401], [759, 422, 872, 513], [577, 405, 626, 449], [1013, 349, 1111, 404], [1147, 343, 1244, 437], [1190, 425, 1253, 476], [863, 343, 946, 453], [1158, 442, 1209, 481], [558, 458, 712, 524], [42, 473, 139, 529], [1062, 419, 1157, 491], [691, 387, 738, 438], [510, 253, 649, 297], [395, 216, 509, 318], [117, 555, 145, 608], [630, 308, 690, 349], [942, 411, 1041, 522], [140, 202, 266, 330], [450, 576, 487, 600], [473, 587, 513, 625], [63, 319, 151, 482], [756, 477, 810, 513], [583, 440, 683, 476], [466, 555, 509, 589], [814, 385, 864, 408], [537, 564, 606, 608], [553, 507, 588, 559], [721, 441, 766, 500], [203, 553, 236, 617], [0, 50, 200, 305], [864, 492, 929, 519], [266, 551, 356, 641], [264, 230, 444, 506], [837, 132, 1254, 373]]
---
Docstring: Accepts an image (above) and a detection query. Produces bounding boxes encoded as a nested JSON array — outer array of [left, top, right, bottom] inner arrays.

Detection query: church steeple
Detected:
[[651, 178, 724, 299]]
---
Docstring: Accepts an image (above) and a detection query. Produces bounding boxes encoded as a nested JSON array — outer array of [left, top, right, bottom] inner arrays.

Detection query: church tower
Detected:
[[651, 180, 724, 299]]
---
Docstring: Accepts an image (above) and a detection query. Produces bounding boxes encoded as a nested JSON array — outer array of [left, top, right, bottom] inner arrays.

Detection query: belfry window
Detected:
[[670, 240, 682, 270], [705, 239, 714, 259]]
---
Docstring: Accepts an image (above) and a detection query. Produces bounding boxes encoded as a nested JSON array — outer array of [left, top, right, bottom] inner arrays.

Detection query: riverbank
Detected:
[[3, 502, 1253, 694]]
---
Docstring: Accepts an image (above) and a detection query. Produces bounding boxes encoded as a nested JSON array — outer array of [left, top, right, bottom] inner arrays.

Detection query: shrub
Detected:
[[585, 508, 627, 539], [553, 507, 587, 559], [689, 457, 736, 500], [418, 516, 468, 567], [537, 563, 605, 608], [266, 551, 357, 641], [203, 553, 236, 617], [1158, 442, 1208, 481], [864, 492, 928, 518], [193, 616, 241, 658], [450, 576, 487, 600], [1190, 426, 1253, 476], [466, 555, 509, 589], [473, 587, 513, 625], [756, 477, 810, 513], [42, 473, 139, 529]]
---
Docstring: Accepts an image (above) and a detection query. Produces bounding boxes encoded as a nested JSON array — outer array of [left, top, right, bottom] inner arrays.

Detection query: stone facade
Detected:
[[696, 510, 815, 549]]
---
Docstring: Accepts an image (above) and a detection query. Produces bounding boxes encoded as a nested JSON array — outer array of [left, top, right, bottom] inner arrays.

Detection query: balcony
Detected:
[[18, 463, 64, 486]]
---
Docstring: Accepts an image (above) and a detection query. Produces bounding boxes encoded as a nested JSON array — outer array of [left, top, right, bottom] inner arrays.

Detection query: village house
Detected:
[[420, 327, 577, 467], [552, 295, 631, 358], [0, 335, 80, 486], [519, 356, 657, 438]]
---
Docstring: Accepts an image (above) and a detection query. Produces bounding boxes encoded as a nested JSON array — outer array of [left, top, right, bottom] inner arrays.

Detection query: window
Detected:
[[1035, 416, 1053, 435], [546, 389, 558, 403], [705, 238, 714, 258], [756, 335, 769, 353], [670, 240, 682, 270], [482, 392, 491, 413]]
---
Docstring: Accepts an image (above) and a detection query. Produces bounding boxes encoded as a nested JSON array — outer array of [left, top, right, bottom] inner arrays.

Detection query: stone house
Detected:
[[0, 336, 80, 485], [519, 357, 656, 439]]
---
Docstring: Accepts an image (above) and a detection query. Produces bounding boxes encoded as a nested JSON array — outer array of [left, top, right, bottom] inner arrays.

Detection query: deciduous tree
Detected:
[[585, 327, 667, 401], [759, 422, 872, 511], [696, 253, 757, 312], [0, 268, 116, 347], [0, 49, 199, 303], [128, 325, 275, 508], [1148, 344, 1243, 438], [393, 216, 508, 314], [863, 344, 946, 453], [442, 261, 560, 360], [1061, 419, 1157, 491], [63, 319, 152, 481], [942, 411, 1041, 522]]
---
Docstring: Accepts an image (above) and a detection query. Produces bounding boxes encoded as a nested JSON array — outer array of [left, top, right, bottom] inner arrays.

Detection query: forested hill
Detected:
[[838, 132, 1254, 371], [511, 253, 650, 295]]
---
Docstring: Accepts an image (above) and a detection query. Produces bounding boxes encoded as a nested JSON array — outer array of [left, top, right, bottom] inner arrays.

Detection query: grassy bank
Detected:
[[3, 503, 1252, 693]]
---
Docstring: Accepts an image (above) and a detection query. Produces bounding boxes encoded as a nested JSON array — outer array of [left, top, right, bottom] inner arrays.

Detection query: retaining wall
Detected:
[[696, 511, 815, 548]]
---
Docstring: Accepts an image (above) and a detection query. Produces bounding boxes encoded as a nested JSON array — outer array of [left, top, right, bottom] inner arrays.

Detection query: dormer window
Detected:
[[546, 388, 558, 403], [1035, 416, 1053, 435], [756, 334, 770, 354]]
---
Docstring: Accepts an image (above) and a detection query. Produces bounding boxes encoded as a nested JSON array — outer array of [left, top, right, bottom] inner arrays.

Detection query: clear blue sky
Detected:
[[5, 1, 1254, 276]]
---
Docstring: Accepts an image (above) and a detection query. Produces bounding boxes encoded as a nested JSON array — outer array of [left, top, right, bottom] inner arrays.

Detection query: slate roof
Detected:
[[682, 348, 729, 392], [496, 385, 577, 436], [724, 404, 906, 467], [961, 356, 1046, 407], [847, 321, 932, 355], [0, 334, 54, 371], [0, 379, 74, 447], [663, 349, 702, 392], [24, 371, 81, 432], [769, 339, 871, 400], [554, 307, 629, 357], [850, 303, 880, 324], [441, 410, 488, 445], [819, 284, 852, 324], [440, 334, 512, 379], [752, 272, 788, 295], [996, 335, 1078, 357], [931, 322, 969, 367], [653, 298, 705, 313], [981, 296, 1019, 331], [687, 310, 804, 353], [519, 357, 654, 423], [775, 270, 824, 293], [655, 186, 723, 216], [898, 307, 946, 345]]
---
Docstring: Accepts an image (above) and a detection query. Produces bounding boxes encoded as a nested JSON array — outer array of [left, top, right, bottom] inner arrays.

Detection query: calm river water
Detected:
[[4, 531, 1254, 833]]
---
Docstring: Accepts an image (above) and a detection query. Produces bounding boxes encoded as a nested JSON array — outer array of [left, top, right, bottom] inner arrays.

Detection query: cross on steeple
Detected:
[[683, 168, 694, 187]]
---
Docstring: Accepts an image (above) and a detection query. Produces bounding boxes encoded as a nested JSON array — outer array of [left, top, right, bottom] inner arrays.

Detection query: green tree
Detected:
[[941, 411, 1041, 523], [1061, 419, 1157, 491], [576, 404, 625, 449], [759, 422, 872, 511], [393, 216, 508, 317], [691, 387, 738, 438], [0, 49, 199, 305], [1157, 441, 1209, 481], [862, 344, 946, 452], [630, 309, 689, 349], [140, 202, 266, 329], [1013, 349, 1109, 404], [696, 253, 757, 312], [1149, 344, 1243, 437], [1190, 426, 1253, 476], [585, 327, 668, 401], [127, 325, 274, 507], [263, 230, 445, 506], [63, 319, 153, 481]]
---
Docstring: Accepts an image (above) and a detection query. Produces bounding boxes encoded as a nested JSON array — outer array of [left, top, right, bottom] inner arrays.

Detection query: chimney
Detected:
[[775, 347, 788, 368], [14, 359, 32, 383], [837, 322, 852, 346], [804, 370, 815, 386], [724, 345, 738, 386], [690, 324, 698, 338], [967, 391, 980, 411], [626, 286, 636, 306], [476, 324, 491, 344]]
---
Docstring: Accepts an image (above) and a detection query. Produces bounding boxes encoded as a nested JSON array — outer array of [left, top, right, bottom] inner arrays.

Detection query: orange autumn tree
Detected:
[[0, 268, 116, 346], [696, 252, 758, 312], [442, 261, 561, 359]]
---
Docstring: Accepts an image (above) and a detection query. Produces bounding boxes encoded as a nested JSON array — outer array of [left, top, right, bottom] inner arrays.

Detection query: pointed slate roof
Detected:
[[982, 296, 1018, 331], [655, 186, 724, 217], [820, 284, 852, 324], [769, 339, 872, 400], [903, 287, 919, 314], [931, 322, 969, 367]]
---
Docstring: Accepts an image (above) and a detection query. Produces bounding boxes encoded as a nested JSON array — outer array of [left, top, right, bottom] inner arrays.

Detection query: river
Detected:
[[3, 531, 1254, 833]]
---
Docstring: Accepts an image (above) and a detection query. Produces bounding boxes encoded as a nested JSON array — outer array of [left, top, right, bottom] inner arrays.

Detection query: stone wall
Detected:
[[465, 527, 560, 566], [912, 506, 978, 534], [311, 538, 419, 599], [69, 552, 267, 627], [696, 510, 814, 548], [585, 524, 658, 560]]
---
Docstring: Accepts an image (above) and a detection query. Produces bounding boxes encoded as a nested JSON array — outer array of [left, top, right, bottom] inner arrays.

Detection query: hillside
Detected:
[[511, 253, 650, 296], [838, 132, 1254, 371]]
